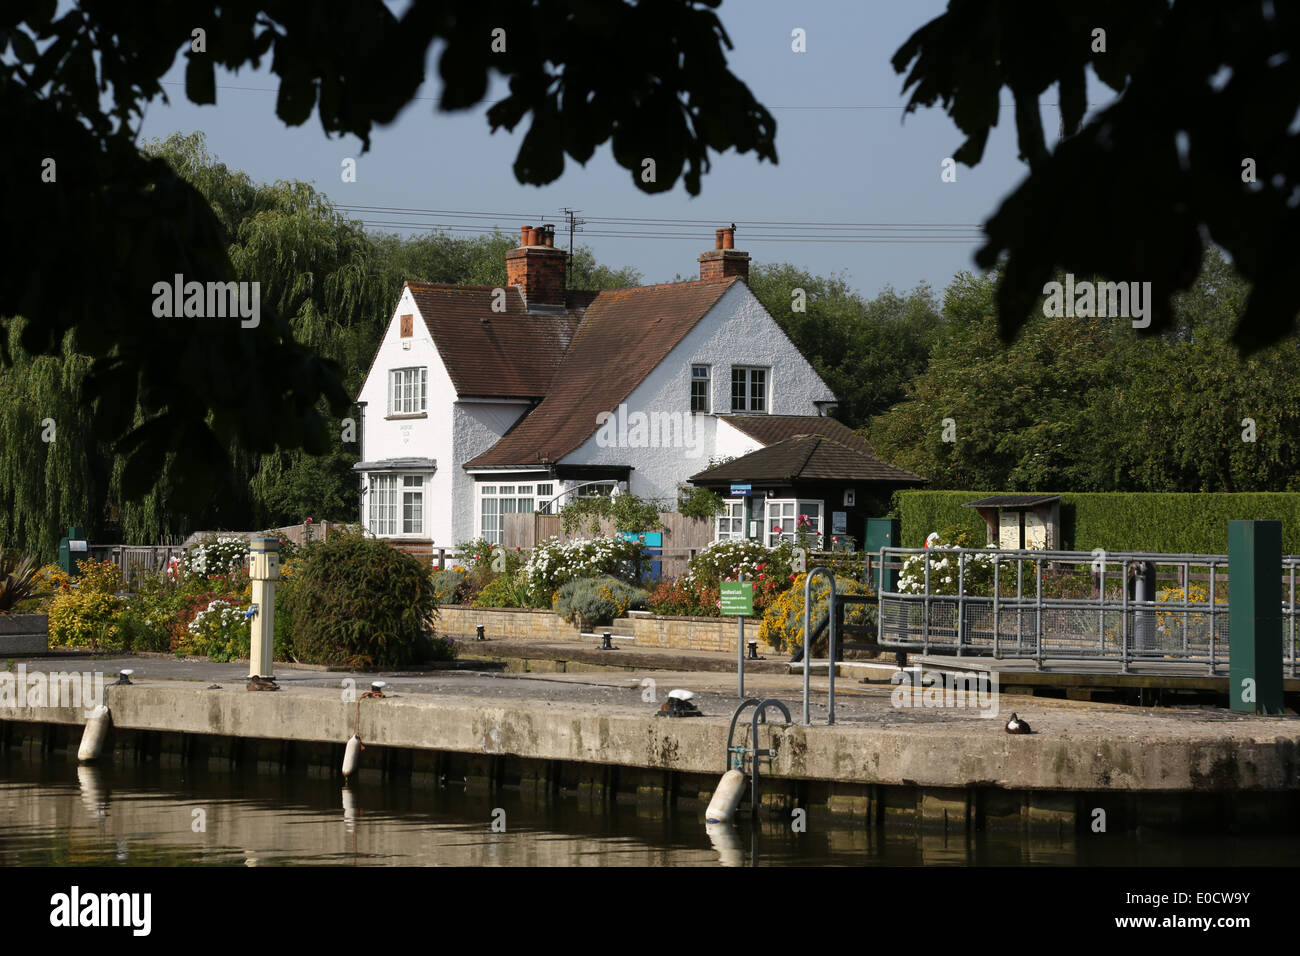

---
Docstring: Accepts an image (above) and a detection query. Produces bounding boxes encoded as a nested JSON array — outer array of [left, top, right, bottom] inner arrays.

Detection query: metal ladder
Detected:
[[724, 698, 792, 819]]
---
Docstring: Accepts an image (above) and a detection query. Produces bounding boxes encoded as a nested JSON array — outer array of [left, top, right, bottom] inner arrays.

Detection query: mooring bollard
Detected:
[[747, 641, 759, 660], [475, 624, 486, 641], [602, 631, 614, 650]]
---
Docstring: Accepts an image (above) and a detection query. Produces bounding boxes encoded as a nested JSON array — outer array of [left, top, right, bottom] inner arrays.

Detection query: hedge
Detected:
[[894, 491, 1300, 555]]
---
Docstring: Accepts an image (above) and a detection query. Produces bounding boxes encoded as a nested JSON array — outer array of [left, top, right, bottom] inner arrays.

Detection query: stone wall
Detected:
[[630, 614, 773, 654], [438, 605, 775, 653], [439, 605, 583, 641]]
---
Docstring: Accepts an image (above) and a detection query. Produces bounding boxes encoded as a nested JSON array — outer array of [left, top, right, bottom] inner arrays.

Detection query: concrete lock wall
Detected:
[[4, 684, 1300, 831]]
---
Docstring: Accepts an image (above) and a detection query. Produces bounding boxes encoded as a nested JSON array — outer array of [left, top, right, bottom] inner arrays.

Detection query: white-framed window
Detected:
[[369, 474, 425, 535], [388, 367, 427, 415], [765, 499, 823, 548], [715, 499, 746, 540], [401, 475, 423, 534], [691, 365, 711, 413], [730, 366, 768, 412], [479, 483, 551, 545], [369, 475, 398, 535]]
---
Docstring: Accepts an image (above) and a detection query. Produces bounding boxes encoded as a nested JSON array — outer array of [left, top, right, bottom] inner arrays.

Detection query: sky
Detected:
[[137, 0, 1103, 298]]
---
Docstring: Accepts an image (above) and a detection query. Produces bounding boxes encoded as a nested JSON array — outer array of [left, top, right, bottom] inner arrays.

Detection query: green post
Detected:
[[1227, 520, 1284, 715]]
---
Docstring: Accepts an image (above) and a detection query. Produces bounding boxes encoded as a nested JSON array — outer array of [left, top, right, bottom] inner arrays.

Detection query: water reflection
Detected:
[[0, 755, 1294, 867]]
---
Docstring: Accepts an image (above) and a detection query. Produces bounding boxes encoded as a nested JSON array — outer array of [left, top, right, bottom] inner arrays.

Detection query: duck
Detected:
[[1005, 712, 1032, 734], [246, 677, 279, 692]]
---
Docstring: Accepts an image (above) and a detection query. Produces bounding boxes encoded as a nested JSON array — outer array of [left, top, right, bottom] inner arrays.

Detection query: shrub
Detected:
[[552, 575, 649, 628], [183, 535, 250, 578], [897, 531, 1000, 597], [47, 590, 123, 648], [74, 558, 124, 594], [473, 571, 532, 608], [175, 598, 250, 662], [680, 539, 796, 614], [758, 573, 876, 655], [432, 568, 469, 605], [524, 535, 646, 603], [684, 539, 795, 589], [280, 530, 440, 668], [895, 489, 1300, 554], [648, 578, 722, 616]]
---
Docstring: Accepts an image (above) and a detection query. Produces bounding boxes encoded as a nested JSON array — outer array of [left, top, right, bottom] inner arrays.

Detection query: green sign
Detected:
[[720, 581, 754, 616]]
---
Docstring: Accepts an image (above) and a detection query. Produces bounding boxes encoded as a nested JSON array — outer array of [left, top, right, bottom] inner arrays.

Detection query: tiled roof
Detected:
[[407, 282, 582, 398], [688, 434, 927, 485], [720, 414, 876, 456], [466, 278, 741, 467]]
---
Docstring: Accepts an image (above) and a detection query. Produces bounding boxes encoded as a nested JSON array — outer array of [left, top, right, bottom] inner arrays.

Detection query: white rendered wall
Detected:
[[566, 282, 836, 505], [355, 286, 454, 545]]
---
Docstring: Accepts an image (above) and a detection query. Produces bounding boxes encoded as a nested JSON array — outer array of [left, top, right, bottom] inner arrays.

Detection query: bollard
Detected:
[[747, 641, 759, 660], [601, 631, 614, 650], [475, 624, 485, 641]]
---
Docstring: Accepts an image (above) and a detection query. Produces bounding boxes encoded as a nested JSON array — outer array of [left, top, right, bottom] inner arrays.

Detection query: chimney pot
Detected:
[[721, 227, 735, 250], [507, 223, 569, 307], [714, 228, 724, 250]]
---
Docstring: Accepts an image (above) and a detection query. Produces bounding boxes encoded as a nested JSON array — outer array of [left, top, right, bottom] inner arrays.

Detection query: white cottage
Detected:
[[354, 225, 847, 554]]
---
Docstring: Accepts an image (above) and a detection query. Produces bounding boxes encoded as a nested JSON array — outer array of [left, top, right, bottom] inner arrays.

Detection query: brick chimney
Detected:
[[698, 226, 750, 281], [506, 224, 568, 308]]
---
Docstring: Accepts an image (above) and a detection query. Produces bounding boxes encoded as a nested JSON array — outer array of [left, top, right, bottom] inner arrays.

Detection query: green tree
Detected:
[[894, 1, 1300, 351], [3, 0, 776, 511]]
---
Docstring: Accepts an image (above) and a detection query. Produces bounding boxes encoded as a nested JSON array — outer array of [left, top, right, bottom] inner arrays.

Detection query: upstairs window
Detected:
[[388, 367, 427, 415], [730, 367, 767, 413], [691, 365, 711, 413]]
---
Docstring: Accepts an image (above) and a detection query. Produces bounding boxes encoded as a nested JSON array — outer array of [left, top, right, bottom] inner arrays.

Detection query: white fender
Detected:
[[342, 734, 362, 779], [705, 769, 746, 824], [77, 705, 111, 762]]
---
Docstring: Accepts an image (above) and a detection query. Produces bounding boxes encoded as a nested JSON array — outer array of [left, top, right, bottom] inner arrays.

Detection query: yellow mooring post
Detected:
[[248, 537, 280, 680]]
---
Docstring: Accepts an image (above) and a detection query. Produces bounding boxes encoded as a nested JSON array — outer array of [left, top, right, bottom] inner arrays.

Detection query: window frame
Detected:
[[730, 366, 769, 413], [764, 498, 823, 548], [690, 364, 711, 413], [714, 499, 747, 541], [388, 366, 428, 416]]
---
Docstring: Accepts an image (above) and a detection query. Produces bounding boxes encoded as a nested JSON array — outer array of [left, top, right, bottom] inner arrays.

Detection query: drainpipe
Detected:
[[356, 400, 367, 525]]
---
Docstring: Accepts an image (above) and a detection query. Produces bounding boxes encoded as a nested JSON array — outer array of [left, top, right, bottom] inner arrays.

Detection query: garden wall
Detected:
[[438, 606, 584, 641], [630, 614, 773, 654], [438, 605, 776, 655], [895, 491, 1300, 554]]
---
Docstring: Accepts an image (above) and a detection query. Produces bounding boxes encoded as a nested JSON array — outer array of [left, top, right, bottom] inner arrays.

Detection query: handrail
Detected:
[[801, 566, 837, 726]]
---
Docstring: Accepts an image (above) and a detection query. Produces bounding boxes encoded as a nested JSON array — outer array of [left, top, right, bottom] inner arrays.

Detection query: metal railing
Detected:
[[876, 547, 1300, 676]]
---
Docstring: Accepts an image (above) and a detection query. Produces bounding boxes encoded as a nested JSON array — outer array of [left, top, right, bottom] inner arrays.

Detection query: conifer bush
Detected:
[[281, 531, 448, 667]]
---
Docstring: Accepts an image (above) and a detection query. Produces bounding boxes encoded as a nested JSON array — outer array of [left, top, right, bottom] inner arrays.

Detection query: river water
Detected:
[[0, 756, 1294, 866]]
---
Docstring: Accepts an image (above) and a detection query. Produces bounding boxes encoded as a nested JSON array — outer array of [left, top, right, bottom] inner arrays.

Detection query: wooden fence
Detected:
[[88, 545, 188, 583], [502, 511, 714, 579]]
